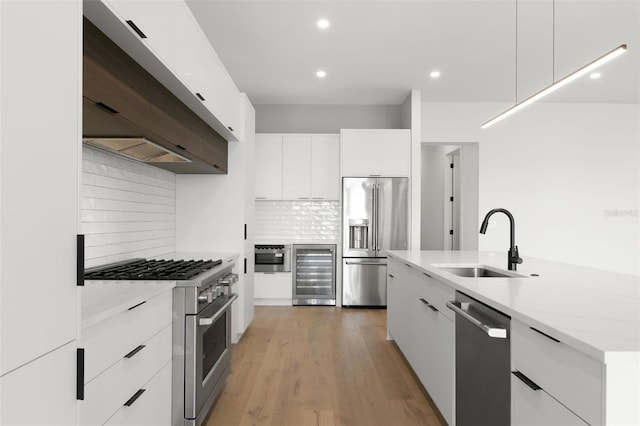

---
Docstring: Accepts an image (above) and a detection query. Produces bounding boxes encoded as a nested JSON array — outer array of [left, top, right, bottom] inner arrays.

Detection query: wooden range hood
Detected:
[[83, 17, 228, 174]]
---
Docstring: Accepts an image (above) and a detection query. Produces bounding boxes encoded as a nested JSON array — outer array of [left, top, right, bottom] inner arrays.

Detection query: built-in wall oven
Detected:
[[255, 244, 291, 272]]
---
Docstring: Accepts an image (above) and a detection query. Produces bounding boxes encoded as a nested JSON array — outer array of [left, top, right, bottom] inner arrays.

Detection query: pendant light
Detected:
[[481, 0, 627, 129]]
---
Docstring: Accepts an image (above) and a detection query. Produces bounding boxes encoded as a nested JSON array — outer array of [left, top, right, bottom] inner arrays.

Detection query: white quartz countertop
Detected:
[[81, 281, 175, 329], [387, 250, 640, 364]]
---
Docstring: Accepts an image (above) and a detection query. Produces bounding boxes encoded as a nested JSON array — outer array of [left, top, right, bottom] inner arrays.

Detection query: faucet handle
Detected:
[[512, 246, 523, 264]]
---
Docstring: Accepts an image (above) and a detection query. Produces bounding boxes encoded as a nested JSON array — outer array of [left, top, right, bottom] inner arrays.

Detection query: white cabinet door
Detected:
[[341, 129, 411, 177], [282, 135, 312, 199], [412, 294, 454, 425], [0, 0, 79, 375], [512, 374, 588, 426], [103, 0, 177, 66], [254, 135, 283, 199], [254, 272, 292, 305], [104, 361, 172, 426], [310, 135, 340, 199], [386, 260, 414, 357], [0, 342, 77, 426], [104, 0, 241, 140]]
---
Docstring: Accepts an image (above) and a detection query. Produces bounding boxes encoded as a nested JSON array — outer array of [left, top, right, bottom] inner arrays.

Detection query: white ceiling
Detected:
[[186, 0, 639, 105]]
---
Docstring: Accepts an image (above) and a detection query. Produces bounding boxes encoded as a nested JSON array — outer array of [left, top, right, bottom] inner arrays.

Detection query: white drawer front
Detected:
[[512, 374, 589, 426], [408, 266, 455, 321], [512, 320, 602, 425], [104, 361, 172, 426], [79, 325, 172, 426], [82, 290, 172, 382]]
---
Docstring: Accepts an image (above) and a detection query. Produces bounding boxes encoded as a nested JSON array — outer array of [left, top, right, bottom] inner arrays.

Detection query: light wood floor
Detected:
[[204, 306, 446, 426]]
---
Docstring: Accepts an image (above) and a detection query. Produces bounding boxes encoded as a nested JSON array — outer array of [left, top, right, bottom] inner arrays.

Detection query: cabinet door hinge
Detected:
[[77, 234, 84, 286]]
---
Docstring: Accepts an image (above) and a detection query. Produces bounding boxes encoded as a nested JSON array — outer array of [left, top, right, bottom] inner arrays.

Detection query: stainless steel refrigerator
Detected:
[[342, 177, 409, 306]]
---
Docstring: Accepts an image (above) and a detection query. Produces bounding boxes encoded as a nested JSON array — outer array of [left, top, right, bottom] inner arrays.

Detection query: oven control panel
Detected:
[[197, 273, 238, 304]]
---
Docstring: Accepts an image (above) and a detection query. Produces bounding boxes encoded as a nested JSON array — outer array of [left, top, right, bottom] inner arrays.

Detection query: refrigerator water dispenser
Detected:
[[348, 219, 369, 249]]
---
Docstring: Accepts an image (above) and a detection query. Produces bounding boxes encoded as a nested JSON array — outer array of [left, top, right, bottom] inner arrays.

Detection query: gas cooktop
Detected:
[[84, 258, 222, 281]]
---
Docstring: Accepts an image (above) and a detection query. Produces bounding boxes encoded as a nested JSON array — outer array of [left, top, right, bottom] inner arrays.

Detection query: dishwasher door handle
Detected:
[[446, 301, 508, 338]]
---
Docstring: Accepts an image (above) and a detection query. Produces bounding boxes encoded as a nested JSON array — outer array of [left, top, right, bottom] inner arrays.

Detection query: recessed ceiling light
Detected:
[[316, 70, 326, 78], [590, 72, 601, 79], [317, 19, 330, 29], [430, 70, 441, 79]]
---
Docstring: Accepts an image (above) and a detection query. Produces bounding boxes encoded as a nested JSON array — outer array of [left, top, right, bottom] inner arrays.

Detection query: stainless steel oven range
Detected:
[[84, 256, 238, 426]]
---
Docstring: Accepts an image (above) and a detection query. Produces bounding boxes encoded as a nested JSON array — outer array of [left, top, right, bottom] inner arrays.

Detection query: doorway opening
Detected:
[[420, 142, 479, 250]]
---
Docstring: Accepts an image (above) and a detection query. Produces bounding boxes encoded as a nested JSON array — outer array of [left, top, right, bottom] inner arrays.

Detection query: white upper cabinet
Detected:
[[341, 129, 411, 177], [282, 136, 312, 199], [255, 134, 340, 200], [254, 134, 283, 199], [101, 0, 241, 140], [310, 135, 340, 199]]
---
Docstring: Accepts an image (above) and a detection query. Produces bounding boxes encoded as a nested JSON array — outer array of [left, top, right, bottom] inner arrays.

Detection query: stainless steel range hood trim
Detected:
[[82, 137, 192, 163]]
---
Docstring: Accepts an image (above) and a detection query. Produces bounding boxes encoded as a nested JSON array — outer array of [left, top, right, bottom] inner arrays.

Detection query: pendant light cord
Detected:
[[552, 0, 556, 83], [515, 0, 518, 104]]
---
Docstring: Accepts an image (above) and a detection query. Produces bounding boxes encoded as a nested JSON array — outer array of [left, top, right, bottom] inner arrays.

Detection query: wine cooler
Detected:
[[292, 244, 336, 306]]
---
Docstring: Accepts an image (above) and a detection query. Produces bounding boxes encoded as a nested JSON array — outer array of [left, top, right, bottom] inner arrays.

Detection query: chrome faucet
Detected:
[[480, 208, 523, 271]]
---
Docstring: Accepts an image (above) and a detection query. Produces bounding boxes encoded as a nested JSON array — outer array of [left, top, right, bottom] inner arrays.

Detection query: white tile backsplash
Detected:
[[254, 200, 340, 243], [81, 146, 176, 268]]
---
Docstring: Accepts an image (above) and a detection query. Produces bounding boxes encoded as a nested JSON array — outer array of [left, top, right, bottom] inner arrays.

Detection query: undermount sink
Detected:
[[434, 265, 525, 278]]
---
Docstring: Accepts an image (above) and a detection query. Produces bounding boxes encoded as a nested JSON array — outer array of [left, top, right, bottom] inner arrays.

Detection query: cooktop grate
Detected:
[[84, 258, 222, 281]]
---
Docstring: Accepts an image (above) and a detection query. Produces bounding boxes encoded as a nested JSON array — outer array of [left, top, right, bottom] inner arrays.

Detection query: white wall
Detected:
[[255, 104, 404, 133], [81, 146, 176, 268], [422, 102, 639, 275]]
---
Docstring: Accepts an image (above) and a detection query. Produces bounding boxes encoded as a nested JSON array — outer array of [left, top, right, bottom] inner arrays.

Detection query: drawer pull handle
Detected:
[[388, 274, 394, 278], [124, 389, 146, 407], [446, 301, 508, 339], [404, 263, 412, 268], [127, 301, 147, 311], [512, 371, 541, 391], [530, 327, 561, 343], [419, 298, 438, 312], [422, 272, 432, 278], [124, 345, 146, 359]]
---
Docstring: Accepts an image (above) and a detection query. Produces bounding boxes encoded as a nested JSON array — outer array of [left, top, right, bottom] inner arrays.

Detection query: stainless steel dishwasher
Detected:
[[447, 291, 511, 426], [292, 244, 336, 306]]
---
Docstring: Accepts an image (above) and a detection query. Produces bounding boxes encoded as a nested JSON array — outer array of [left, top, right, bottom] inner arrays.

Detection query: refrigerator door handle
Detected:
[[371, 184, 377, 252], [375, 183, 380, 252]]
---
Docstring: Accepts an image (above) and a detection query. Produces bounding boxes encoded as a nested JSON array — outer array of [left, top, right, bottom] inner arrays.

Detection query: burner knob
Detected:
[[198, 292, 209, 303]]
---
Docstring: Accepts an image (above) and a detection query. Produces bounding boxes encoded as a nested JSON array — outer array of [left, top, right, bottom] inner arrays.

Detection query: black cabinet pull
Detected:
[[76, 348, 85, 400], [419, 298, 438, 312], [228, 126, 234, 132], [512, 371, 542, 391], [196, 92, 205, 101], [530, 327, 561, 343], [423, 272, 432, 278], [244, 257, 247, 274], [77, 234, 85, 286], [124, 389, 146, 407], [388, 274, 394, 278], [126, 20, 147, 39], [244, 224, 247, 240], [124, 345, 146, 359], [127, 301, 146, 311], [96, 101, 119, 114]]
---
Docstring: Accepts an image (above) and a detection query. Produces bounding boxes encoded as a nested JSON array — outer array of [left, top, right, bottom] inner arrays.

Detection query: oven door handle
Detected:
[[198, 295, 237, 326]]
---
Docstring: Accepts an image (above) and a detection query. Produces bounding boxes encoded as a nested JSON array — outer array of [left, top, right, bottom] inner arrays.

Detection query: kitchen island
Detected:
[[387, 250, 640, 426]]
